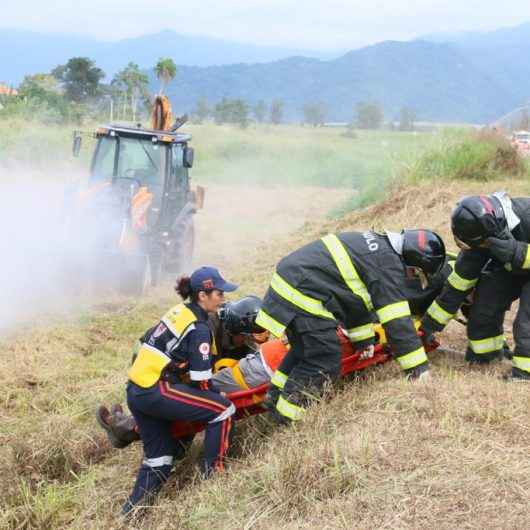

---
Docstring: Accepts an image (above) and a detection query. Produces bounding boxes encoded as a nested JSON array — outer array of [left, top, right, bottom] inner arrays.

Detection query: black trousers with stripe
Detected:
[[124, 381, 234, 511], [278, 314, 341, 409]]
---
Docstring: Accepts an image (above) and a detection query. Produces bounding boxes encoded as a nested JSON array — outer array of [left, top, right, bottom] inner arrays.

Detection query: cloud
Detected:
[[1, 0, 530, 50]]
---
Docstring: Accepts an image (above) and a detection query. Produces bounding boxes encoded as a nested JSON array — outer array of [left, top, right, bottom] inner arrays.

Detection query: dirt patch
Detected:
[[193, 184, 346, 269]]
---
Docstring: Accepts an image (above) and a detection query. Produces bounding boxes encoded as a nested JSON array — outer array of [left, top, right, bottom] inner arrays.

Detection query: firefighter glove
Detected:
[[485, 234, 517, 265]]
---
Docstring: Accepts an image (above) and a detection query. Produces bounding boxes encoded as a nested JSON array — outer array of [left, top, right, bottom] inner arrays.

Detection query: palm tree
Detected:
[[155, 58, 177, 95]]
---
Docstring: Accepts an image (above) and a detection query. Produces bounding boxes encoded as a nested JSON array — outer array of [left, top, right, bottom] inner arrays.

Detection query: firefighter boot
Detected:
[[503, 367, 530, 382], [262, 385, 281, 411]]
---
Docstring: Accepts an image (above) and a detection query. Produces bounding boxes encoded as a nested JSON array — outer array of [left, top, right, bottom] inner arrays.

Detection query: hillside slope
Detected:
[[1, 177, 529, 529]]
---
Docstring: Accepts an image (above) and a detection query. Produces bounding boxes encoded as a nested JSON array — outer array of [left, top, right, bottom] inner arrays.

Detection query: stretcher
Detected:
[[170, 326, 438, 440]]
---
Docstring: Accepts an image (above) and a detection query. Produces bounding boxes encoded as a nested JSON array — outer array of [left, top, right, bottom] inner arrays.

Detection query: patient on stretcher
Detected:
[[97, 339, 288, 448]]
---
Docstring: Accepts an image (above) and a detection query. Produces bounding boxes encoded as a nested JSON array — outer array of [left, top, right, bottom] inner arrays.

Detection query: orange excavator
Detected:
[[68, 96, 203, 294]]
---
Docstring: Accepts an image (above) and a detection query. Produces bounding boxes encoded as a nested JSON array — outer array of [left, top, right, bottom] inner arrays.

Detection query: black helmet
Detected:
[[402, 229, 446, 276], [451, 195, 508, 248], [218, 295, 264, 334]]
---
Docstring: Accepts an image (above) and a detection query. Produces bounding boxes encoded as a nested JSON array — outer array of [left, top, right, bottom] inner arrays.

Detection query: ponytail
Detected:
[[175, 276, 192, 300]]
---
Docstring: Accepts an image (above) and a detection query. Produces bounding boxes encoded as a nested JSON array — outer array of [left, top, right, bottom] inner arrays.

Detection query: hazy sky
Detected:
[[2, 0, 530, 50]]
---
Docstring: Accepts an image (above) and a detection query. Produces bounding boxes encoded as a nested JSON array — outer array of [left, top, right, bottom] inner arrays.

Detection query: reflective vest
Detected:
[[128, 304, 197, 388]]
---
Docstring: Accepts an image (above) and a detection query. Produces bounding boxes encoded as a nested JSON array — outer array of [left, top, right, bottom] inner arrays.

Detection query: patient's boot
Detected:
[[96, 404, 140, 449]]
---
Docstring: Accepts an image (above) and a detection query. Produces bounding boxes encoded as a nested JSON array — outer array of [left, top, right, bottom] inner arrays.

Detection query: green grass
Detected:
[[405, 129, 528, 183], [0, 118, 440, 194], [188, 123, 439, 189]]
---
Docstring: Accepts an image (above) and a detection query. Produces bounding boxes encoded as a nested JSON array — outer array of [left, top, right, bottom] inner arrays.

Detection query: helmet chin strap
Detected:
[[492, 191, 520, 231], [385, 230, 404, 255]]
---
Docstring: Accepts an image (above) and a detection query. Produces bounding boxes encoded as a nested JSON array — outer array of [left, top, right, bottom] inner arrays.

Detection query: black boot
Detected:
[[122, 463, 172, 517], [262, 385, 281, 411], [502, 367, 530, 382]]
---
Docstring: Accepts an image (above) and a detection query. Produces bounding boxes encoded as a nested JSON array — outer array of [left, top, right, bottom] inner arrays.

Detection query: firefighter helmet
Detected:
[[218, 295, 264, 334], [402, 229, 446, 276], [451, 195, 508, 248]]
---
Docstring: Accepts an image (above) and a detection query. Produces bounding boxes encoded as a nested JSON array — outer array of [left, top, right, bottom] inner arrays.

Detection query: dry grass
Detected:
[[1, 177, 530, 529]]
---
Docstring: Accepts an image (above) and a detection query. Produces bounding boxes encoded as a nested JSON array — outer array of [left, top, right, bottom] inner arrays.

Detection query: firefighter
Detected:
[[99, 265, 457, 447], [420, 192, 530, 381], [255, 229, 446, 422], [122, 266, 238, 516]]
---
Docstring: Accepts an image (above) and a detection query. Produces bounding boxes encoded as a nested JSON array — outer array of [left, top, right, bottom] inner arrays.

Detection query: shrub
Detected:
[[406, 129, 525, 183]]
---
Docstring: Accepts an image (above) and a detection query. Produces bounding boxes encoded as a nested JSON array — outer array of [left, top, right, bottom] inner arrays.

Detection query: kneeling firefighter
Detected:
[[421, 192, 530, 380], [123, 266, 238, 516], [256, 229, 446, 423]]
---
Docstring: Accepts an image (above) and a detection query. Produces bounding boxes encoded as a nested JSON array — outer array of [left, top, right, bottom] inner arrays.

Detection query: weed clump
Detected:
[[407, 129, 526, 183]]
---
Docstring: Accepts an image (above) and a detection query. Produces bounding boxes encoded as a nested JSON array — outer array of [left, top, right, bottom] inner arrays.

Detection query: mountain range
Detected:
[[3, 23, 530, 123]]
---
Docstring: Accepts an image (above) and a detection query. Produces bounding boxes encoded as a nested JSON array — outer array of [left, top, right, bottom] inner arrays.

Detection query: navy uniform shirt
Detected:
[[144, 302, 214, 386]]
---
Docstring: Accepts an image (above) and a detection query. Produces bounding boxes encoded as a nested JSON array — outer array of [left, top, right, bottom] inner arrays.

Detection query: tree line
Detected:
[[1, 54, 417, 130], [191, 98, 416, 131], [0, 56, 178, 124]]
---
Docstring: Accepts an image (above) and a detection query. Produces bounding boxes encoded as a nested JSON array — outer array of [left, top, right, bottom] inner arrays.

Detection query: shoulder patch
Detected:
[[199, 342, 210, 360]]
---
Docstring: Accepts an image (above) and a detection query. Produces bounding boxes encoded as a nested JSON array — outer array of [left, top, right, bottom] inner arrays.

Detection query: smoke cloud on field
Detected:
[[0, 166, 138, 335], [0, 175, 85, 333]]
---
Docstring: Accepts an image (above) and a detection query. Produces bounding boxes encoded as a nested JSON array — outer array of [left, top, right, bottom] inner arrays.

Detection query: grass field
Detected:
[[1, 119, 530, 528], [0, 118, 440, 189]]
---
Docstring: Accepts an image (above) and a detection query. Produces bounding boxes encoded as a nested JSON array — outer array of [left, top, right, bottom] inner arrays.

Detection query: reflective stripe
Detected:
[[397, 347, 428, 370], [143, 455, 174, 468], [271, 370, 288, 389], [276, 395, 304, 421], [522, 246, 530, 269], [270, 272, 334, 319], [321, 234, 373, 311], [426, 300, 455, 326], [376, 301, 410, 325], [344, 323, 375, 342], [189, 369, 213, 381], [255, 309, 286, 337], [209, 403, 236, 423], [469, 335, 504, 354], [513, 356, 530, 373], [448, 270, 478, 292]]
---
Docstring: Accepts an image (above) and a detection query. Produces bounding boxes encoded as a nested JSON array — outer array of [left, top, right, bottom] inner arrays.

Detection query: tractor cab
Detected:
[[69, 118, 202, 295], [89, 125, 194, 232]]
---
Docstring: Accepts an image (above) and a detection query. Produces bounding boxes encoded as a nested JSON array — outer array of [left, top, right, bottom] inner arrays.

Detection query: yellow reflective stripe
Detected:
[[255, 309, 286, 338], [522, 246, 530, 269], [276, 395, 304, 421], [344, 323, 375, 342], [321, 234, 373, 311], [513, 356, 530, 373], [469, 335, 504, 354], [230, 365, 250, 390], [447, 270, 478, 292], [397, 347, 428, 371], [426, 300, 455, 326], [271, 370, 288, 389], [270, 272, 334, 319], [376, 301, 411, 325]]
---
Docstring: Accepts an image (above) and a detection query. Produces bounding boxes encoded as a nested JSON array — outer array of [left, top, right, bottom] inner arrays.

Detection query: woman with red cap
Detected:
[[123, 266, 238, 516]]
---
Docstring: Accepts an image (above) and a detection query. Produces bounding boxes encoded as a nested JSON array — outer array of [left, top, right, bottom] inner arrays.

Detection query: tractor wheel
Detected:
[[149, 251, 163, 287], [119, 254, 151, 296], [165, 217, 195, 275]]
